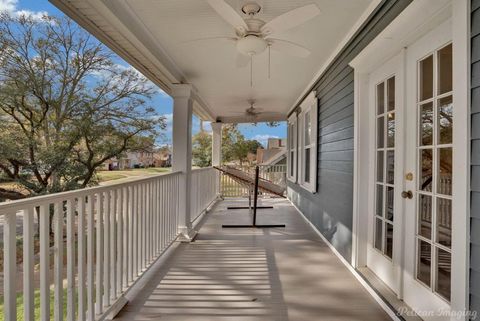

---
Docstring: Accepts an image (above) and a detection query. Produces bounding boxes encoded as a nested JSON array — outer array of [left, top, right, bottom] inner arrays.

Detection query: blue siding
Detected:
[[287, 0, 412, 262]]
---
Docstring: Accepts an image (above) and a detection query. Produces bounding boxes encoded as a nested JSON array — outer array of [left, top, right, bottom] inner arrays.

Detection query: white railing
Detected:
[[0, 172, 182, 321], [221, 164, 287, 198], [190, 167, 219, 222]]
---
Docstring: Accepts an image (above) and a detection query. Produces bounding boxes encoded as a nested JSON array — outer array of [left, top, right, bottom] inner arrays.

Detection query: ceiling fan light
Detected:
[[236, 35, 267, 56]]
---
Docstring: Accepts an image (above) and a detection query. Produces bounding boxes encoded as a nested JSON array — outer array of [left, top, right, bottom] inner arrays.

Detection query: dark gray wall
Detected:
[[287, 0, 412, 262], [471, 0, 480, 315]]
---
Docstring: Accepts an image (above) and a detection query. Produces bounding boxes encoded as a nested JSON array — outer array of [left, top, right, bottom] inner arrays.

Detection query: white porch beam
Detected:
[[171, 84, 195, 242]]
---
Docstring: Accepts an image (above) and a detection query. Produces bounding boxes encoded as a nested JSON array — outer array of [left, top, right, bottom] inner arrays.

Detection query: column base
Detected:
[[177, 226, 197, 242]]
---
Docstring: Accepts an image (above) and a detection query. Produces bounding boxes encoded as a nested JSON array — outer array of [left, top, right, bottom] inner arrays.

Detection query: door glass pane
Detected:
[[377, 151, 384, 182], [438, 148, 452, 195], [375, 218, 383, 251], [385, 186, 394, 221], [385, 223, 393, 259], [304, 111, 311, 146], [420, 55, 433, 101], [417, 240, 432, 286], [436, 248, 451, 301], [420, 149, 433, 192], [376, 184, 383, 217], [437, 198, 452, 248], [387, 112, 395, 147], [420, 102, 433, 146], [438, 96, 453, 145], [438, 44, 452, 95], [377, 82, 385, 115], [387, 77, 395, 111], [418, 194, 432, 239], [386, 151, 394, 184], [377, 117, 384, 148], [304, 148, 310, 183]]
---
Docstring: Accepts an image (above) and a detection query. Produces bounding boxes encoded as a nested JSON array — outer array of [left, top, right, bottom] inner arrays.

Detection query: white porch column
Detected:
[[171, 84, 195, 241], [211, 122, 222, 167], [211, 122, 223, 197]]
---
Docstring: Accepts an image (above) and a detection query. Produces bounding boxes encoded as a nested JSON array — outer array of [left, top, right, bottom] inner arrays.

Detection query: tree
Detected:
[[221, 124, 262, 166], [0, 13, 164, 199], [192, 130, 212, 167]]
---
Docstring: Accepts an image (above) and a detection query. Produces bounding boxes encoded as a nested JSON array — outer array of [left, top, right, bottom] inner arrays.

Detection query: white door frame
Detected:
[[350, 0, 470, 318]]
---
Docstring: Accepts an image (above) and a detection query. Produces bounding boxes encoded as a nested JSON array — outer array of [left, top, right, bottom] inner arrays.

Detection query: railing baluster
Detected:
[[103, 190, 110, 307], [162, 177, 166, 250], [78, 197, 86, 321], [146, 182, 150, 262], [96, 192, 104, 313], [40, 204, 50, 321], [110, 189, 122, 302], [87, 195, 95, 321], [115, 188, 127, 298], [152, 181, 158, 255], [54, 201, 64, 321], [125, 186, 131, 286], [133, 184, 138, 278], [66, 199, 75, 321], [142, 183, 146, 269], [23, 208, 35, 321], [4, 212, 17, 321]]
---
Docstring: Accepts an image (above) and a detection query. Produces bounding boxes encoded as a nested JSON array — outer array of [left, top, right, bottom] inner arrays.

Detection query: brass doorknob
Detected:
[[401, 190, 413, 199]]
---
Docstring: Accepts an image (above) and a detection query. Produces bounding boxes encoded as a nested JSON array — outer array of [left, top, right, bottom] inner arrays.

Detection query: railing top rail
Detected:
[[0, 171, 182, 214], [191, 167, 214, 173]]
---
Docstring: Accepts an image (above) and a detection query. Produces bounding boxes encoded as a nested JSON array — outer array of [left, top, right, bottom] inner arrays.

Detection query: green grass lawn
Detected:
[[97, 167, 171, 182], [0, 288, 68, 321]]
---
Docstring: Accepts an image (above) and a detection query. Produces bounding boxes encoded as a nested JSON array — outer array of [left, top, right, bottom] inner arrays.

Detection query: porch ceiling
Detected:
[[51, 0, 374, 122]]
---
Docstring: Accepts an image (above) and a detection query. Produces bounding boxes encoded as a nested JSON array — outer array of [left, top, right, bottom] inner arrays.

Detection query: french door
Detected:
[[402, 20, 452, 319], [366, 20, 453, 319], [366, 52, 404, 295]]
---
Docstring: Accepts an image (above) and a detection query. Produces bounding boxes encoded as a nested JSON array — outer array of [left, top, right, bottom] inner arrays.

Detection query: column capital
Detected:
[[171, 84, 194, 99]]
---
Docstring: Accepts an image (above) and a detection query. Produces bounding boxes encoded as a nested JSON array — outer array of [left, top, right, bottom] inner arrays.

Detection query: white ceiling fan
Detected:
[[227, 99, 286, 122], [188, 1, 320, 73]]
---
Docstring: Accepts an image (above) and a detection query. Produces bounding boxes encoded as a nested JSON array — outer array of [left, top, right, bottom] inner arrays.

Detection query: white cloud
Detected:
[[0, 0, 49, 21], [252, 134, 279, 146], [0, 0, 16, 12]]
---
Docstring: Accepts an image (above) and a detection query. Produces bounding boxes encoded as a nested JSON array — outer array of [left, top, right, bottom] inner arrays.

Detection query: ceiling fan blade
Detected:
[[236, 53, 250, 68], [181, 36, 237, 44], [253, 112, 288, 120], [261, 4, 320, 36], [269, 39, 311, 58], [207, 0, 248, 33]]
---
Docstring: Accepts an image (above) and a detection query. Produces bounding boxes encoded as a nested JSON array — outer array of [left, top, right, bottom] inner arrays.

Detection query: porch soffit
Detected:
[[50, 0, 375, 122]]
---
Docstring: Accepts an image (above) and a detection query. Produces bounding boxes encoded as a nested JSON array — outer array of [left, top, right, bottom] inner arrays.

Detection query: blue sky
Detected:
[[1, 0, 286, 147]]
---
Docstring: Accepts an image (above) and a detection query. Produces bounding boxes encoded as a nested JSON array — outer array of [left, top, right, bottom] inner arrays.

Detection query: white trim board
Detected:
[[288, 199, 400, 321]]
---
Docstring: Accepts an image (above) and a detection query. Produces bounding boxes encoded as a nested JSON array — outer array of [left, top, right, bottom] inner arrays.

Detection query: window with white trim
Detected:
[[298, 92, 318, 192], [287, 114, 297, 182]]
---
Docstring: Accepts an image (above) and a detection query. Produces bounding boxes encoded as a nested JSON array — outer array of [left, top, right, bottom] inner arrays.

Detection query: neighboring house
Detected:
[[127, 151, 155, 168], [102, 150, 155, 170], [154, 147, 172, 167], [257, 138, 287, 166]]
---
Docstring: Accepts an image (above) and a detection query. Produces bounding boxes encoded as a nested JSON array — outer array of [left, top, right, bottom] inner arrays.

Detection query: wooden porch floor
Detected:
[[114, 198, 391, 321]]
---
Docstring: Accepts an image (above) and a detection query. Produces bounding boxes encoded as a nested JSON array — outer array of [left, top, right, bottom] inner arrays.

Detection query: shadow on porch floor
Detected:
[[113, 198, 391, 321]]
